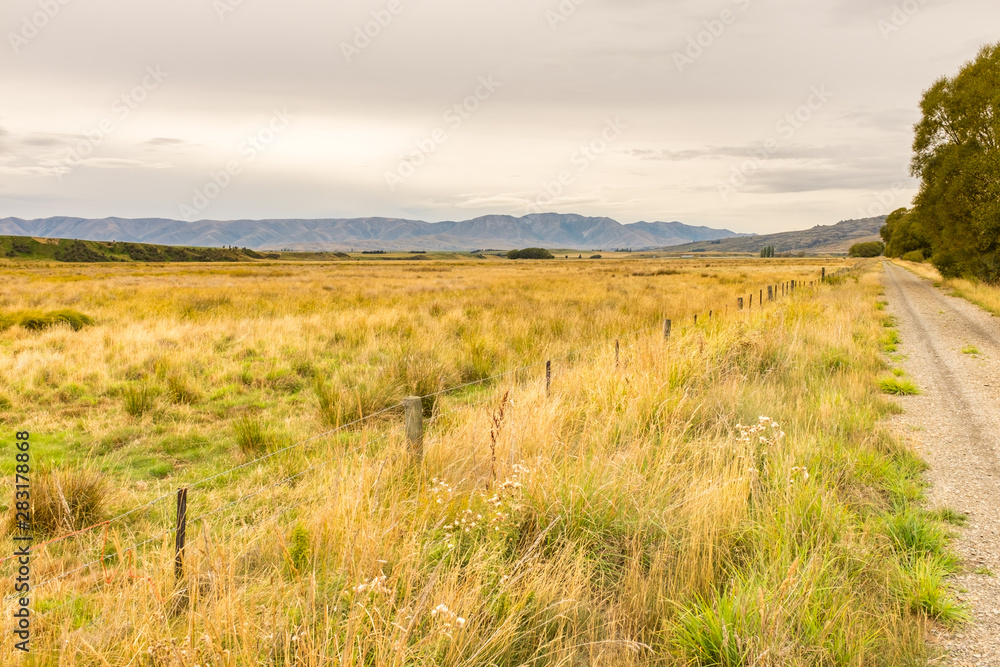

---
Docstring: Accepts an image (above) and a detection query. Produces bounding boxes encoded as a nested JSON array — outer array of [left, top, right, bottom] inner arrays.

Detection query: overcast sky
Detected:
[[1, 0, 996, 233]]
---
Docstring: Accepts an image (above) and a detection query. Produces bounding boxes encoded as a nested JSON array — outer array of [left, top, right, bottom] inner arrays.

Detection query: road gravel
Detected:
[[883, 261, 1000, 666]]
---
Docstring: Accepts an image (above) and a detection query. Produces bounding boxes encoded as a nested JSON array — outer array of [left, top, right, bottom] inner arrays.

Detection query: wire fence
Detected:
[[6, 264, 856, 610]]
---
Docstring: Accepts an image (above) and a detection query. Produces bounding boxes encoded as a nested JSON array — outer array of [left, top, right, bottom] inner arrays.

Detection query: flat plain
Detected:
[[0, 257, 965, 665]]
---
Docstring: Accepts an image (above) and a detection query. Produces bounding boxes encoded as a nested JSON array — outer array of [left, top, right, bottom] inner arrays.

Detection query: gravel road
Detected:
[[883, 261, 1000, 665]]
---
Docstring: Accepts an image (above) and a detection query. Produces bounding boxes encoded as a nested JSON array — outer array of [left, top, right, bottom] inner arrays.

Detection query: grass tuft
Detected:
[[879, 377, 920, 395], [122, 384, 156, 417], [9, 469, 108, 536]]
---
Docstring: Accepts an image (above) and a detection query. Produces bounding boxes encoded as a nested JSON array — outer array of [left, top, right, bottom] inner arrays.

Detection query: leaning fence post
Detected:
[[175, 487, 188, 583], [404, 396, 424, 462], [663, 319, 672, 340]]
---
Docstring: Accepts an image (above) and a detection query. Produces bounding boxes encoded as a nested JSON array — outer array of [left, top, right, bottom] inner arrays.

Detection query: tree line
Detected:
[[880, 43, 1000, 282]]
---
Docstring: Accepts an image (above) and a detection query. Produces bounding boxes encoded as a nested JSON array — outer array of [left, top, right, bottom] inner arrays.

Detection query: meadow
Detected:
[[0, 256, 963, 665]]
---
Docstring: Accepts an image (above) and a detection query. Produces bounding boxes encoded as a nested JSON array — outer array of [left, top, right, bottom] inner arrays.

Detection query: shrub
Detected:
[[9, 469, 108, 535], [849, 241, 886, 258], [507, 248, 554, 260], [589, 255, 602, 259], [901, 250, 926, 263]]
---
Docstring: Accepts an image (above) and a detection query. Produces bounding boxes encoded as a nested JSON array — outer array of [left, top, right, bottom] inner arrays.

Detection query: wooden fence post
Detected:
[[615, 339, 620, 367], [738, 298, 744, 310], [545, 361, 552, 395], [663, 319, 672, 340], [768, 286, 773, 301], [759, 289, 763, 305], [822, 267, 826, 283], [404, 396, 424, 462], [694, 314, 698, 325], [175, 487, 188, 583]]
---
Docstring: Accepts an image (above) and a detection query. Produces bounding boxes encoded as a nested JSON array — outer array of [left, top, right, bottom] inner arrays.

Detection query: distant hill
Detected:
[[0, 236, 273, 263], [665, 217, 887, 255], [0, 214, 744, 252]]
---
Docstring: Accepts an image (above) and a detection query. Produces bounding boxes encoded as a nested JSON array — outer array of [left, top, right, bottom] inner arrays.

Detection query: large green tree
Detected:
[[908, 42, 1000, 280]]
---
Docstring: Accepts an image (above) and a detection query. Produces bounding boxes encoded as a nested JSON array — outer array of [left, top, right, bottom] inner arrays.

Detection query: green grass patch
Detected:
[[0, 309, 94, 332], [961, 345, 980, 355], [879, 377, 920, 395], [880, 330, 901, 353]]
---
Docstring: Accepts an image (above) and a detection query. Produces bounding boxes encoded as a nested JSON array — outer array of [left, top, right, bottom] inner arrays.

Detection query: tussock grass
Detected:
[[121, 383, 156, 418], [0, 309, 94, 332], [0, 258, 958, 664], [880, 377, 921, 395], [232, 414, 286, 455], [7, 468, 108, 536], [961, 345, 980, 355]]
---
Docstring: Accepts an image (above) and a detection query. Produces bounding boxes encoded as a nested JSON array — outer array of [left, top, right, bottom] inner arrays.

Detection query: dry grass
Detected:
[[0, 257, 955, 664], [892, 258, 1000, 316]]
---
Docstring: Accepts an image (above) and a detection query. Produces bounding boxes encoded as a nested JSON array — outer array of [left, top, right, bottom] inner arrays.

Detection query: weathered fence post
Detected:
[[709, 310, 713, 319], [545, 361, 552, 395], [404, 396, 424, 462], [694, 314, 698, 325], [175, 487, 188, 583], [768, 286, 773, 301], [822, 267, 826, 283], [738, 298, 744, 310], [759, 289, 763, 305], [615, 339, 620, 367], [663, 319, 672, 340]]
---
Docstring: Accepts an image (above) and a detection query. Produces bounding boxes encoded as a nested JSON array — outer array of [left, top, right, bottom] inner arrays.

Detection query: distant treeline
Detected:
[[880, 43, 1000, 281], [2, 236, 276, 263]]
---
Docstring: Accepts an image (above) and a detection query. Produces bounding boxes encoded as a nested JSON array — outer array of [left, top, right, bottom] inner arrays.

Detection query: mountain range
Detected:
[[0, 214, 744, 252], [666, 217, 887, 255]]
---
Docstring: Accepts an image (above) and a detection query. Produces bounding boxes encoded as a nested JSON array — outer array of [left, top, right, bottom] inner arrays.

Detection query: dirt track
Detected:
[[883, 262, 1000, 665]]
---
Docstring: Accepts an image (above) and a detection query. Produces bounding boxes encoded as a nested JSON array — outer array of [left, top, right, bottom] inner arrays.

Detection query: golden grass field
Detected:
[[0, 256, 967, 665]]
